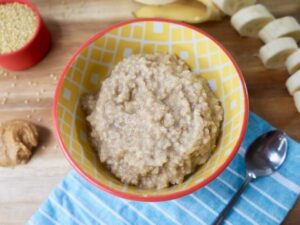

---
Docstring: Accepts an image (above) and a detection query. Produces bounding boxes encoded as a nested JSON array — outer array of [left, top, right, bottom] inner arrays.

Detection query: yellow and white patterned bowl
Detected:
[[53, 19, 249, 201]]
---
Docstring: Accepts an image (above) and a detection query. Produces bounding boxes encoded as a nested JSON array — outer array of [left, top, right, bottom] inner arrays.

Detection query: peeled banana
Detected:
[[286, 70, 300, 95], [286, 49, 300, 75], [231, 4, 274, 37], [293, 91, 300, 113], [135, 0, 178, 5], [133, 0, 224, 24], [258, 16, 300, 43], [212, 0, 256, 16], [259, 37, 298, 69]]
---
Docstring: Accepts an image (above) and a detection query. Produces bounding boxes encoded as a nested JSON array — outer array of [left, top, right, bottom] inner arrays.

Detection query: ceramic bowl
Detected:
[[53, 19, 249, 201]]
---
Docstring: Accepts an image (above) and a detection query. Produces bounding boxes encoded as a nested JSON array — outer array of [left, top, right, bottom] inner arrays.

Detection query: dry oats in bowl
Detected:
[[0, 0, 51, 70], [53, 19, 249, 201], [0, 2, 37, 54]]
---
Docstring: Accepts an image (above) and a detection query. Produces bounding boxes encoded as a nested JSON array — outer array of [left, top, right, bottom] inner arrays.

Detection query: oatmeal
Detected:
[[83, 53, 223, 189]]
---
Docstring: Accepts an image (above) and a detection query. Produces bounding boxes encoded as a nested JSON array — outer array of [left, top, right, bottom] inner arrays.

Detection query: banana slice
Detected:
[[212, 0, 256, 16], [135, 0, 178, 5], [259, 37, 298, 69], [285, 49, 300, 75], [258, 17, 300, 43], [231, 4, 274, 37], [133, 0, 224, 23], [286, 71, 300, 95], [293, 91, 300, 113]]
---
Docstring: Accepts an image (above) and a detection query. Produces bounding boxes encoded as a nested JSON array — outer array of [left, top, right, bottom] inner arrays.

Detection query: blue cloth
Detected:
[[28, 113, 300, 225]]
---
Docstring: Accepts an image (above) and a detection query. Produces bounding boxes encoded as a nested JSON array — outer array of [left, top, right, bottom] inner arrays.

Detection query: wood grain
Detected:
[[0, 0, 299, 224]]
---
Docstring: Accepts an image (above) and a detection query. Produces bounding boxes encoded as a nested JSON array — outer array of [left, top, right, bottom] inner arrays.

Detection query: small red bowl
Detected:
[[0, 0, 51, 70]]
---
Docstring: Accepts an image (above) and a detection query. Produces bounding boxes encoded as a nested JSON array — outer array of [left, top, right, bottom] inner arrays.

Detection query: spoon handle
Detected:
[[212, 174, 253, 225]]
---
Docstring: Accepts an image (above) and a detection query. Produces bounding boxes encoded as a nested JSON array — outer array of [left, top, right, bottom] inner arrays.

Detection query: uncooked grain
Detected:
[[0, 3, 38, 54], [83, 53, 223, 189]]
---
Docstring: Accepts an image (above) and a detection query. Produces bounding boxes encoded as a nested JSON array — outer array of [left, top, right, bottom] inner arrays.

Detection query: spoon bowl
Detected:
[[246, 130, 288, 178]]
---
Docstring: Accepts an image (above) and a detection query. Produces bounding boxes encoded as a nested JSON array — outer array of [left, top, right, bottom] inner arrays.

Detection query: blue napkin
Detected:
[[27, 113, 300, 225]]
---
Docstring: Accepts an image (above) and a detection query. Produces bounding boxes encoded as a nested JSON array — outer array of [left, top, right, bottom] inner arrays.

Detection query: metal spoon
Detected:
[[212, 130, 288, 225]]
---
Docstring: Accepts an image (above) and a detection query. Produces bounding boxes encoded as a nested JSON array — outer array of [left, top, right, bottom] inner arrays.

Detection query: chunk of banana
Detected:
[[135, 0, 178, 5], [286, 70, 300, 95], [293, 91, 300, 113], [212, 0, 256, 16], [286, 49, 300, 75], [259, 37, 298, 69], [231, 4, 274, 37], [133, 0, 224, 24], [258, 17, 300, 43]]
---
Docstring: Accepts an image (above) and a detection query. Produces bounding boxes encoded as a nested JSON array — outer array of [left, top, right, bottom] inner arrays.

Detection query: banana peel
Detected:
[[200, 0, 225, 21], [135, 0, 178, 5], [133, 0, 224, 24]]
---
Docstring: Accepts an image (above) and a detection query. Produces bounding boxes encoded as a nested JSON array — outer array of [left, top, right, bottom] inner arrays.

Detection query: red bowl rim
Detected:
[[53, 18, 249, 202], [0, 0, 43, 56]]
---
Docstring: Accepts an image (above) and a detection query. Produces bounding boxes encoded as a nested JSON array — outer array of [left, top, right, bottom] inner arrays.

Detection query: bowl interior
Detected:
[[55, 20, 247, 199]]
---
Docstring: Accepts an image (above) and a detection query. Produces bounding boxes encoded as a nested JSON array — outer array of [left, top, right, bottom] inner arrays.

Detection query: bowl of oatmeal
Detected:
[[53, 19, 249, 201]]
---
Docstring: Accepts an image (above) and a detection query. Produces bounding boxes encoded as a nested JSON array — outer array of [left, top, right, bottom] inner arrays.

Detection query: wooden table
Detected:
[[0, 0, 299, 224]]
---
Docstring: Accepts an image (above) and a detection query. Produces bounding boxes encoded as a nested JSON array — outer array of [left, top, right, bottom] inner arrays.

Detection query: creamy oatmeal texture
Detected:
[[83, 53, 223, 189]]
